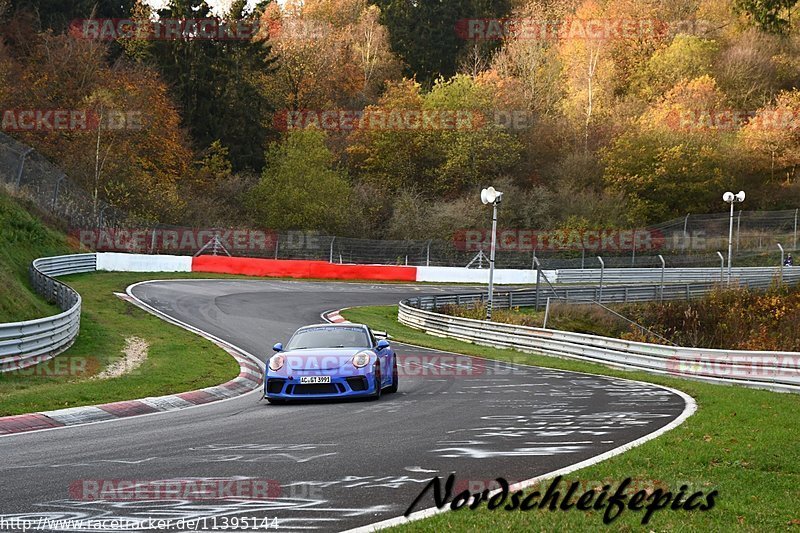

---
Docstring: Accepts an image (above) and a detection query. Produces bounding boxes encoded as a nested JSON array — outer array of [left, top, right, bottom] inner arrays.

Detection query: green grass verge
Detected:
[[0, 272, 245, 416], [0, 191, 72, 322], [342, 305, 800, 532]]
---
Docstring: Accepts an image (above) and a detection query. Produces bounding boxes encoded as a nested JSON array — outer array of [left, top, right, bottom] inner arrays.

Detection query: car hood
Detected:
[[278, 348, 373, 371]]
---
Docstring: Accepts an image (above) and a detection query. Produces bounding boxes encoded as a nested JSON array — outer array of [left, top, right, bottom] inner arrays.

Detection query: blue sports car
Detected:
[[265, 323, 398, 403]]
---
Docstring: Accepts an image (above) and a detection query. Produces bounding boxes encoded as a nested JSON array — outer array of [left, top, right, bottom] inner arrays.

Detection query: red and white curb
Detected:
[[0, 291, 264, 437], [323, 309, 350, 323]]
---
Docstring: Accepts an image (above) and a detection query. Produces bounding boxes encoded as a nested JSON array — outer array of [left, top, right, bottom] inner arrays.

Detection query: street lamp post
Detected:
[[723, 190, 745, 285], [481, 186, 503, 320]]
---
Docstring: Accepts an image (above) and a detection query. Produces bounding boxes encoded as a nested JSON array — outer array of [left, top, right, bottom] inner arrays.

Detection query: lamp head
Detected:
[[723, 191, 735, 203], [481, 186, 502, 205], [735, 190, 745, 202]]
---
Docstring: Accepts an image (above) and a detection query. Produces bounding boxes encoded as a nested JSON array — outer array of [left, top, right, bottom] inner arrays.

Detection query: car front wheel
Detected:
[[371, 364, 382, 400]]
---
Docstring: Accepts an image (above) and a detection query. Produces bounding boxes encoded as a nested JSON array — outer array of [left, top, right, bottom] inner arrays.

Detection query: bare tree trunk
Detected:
[[93, 111, 102, 222], [584, 47, 599, 152]]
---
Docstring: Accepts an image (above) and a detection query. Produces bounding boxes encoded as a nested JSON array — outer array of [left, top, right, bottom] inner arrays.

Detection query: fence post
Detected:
[[14, 147, 33, 190], [150, 227, 157, 254], [426, 240, 431, 266], [778, 243, 784, 285], [716, 251, 724, 283], [534, 258, 541, 311], [543, 297, 551, 328], [683, 213, 689, 250], [736, 209, 741, 251], [274, 238, 279, 259], [597, 256, 605, 303], [794, 208, 798, 250], [329, 236, 335, 263], [52, 174, 65, 210], [658, 254, 665, 302]]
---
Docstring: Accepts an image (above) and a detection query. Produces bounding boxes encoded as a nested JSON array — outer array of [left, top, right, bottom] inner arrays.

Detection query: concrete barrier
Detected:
[[96, 253, 192, 273]]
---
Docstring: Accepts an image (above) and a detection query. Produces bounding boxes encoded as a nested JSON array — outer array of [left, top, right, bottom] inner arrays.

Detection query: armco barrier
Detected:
[[192, 255, 418, 281], [1, 254, 96, 372], [398, 300, 800, 393], [553, 266, 792, 284]]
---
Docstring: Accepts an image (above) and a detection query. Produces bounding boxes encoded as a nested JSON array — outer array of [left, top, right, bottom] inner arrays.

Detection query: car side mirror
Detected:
[[273, 343, 283, 352], [376, 339, 390, 351]]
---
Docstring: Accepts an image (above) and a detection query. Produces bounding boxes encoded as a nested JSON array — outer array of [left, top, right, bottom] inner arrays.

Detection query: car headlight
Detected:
[[352, 351, 371, 368], [268, 354, 285, 371]]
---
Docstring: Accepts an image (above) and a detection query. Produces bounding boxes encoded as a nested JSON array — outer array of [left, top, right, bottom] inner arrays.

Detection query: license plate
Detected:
[[300, 376, 331, 384]]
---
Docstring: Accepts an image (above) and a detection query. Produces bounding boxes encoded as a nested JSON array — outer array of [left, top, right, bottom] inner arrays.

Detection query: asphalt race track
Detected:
[[0, 280, 690, 532]]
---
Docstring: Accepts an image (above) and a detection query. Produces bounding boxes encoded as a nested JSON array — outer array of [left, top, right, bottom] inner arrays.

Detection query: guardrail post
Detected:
[[658, 255, 665, 302], [597, 256, 605, 303], [778, 243, 784, 285], [508, 292, 513, 308]]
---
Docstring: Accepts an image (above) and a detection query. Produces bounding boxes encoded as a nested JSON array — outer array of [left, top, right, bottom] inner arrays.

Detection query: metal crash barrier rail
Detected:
[[0, 254, 96, 372]]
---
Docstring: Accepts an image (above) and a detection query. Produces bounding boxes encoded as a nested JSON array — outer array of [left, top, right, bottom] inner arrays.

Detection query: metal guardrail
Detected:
[[399, 270, 800, 393], [0, 254, 96, 372], [553, 266, 796, 284], [407, 268, 800, 310]]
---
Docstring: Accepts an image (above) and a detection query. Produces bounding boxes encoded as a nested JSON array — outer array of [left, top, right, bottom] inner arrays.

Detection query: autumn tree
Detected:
[[734, 0, 798, 34], [738, 89, 800, 185], [603, 76, 734, 223], [248, 129, 351, 232]]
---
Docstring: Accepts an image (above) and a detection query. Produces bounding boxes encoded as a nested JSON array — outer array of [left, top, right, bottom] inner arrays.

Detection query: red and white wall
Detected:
[[95, 252, 541, 284]]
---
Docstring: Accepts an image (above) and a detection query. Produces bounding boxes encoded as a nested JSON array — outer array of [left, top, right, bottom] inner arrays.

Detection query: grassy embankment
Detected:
[[0, 191, 240, 416]]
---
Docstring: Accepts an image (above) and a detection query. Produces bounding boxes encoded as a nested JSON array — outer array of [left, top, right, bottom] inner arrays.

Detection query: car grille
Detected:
[[290, 384, 341, 395], [346, 376, 368, 391], [266, 379, 286, 394]]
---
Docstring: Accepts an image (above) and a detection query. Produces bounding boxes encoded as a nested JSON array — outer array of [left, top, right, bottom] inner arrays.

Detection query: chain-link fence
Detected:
[[2, 131, 798, 269], [0, 132, 132, 230]]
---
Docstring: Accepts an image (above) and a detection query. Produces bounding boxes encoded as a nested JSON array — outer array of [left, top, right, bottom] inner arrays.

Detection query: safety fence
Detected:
[[399, 267, 800, 392], [398, 302, 800, 393]]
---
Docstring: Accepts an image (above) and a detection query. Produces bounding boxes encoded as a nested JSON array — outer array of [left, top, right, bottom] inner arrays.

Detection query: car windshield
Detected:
[[285, 326, 371, 350]]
